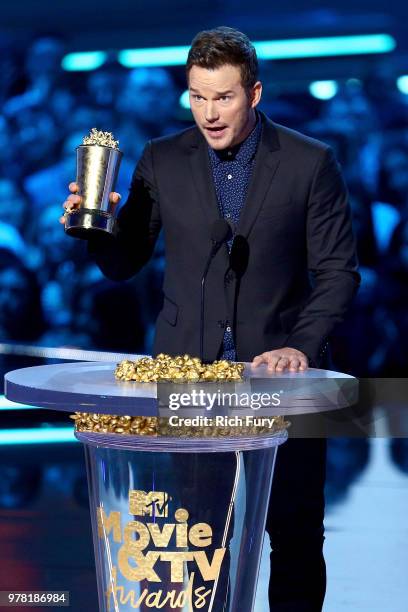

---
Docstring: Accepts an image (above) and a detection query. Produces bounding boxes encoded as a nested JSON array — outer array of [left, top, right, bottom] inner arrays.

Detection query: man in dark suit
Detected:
[[62, 27, 359, 611]]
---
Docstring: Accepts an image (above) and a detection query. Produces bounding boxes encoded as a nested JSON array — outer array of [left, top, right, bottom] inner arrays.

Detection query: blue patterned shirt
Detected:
[[208, 116, 262, 360]]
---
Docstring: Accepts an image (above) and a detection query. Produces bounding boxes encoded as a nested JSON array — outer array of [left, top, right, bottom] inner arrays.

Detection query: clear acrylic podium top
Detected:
[[4, 360, 357, 452], [4, 360, 356, 415]]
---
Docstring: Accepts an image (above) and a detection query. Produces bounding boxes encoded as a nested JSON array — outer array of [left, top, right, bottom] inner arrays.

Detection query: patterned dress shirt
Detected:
[[208, 116, 262, 360]]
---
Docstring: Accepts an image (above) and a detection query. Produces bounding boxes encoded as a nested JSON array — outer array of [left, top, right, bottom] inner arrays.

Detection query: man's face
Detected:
[[188, 64, 262, 150]]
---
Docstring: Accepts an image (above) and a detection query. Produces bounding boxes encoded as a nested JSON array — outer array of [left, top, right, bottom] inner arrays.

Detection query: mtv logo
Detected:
[[129, 490, 169, 517]]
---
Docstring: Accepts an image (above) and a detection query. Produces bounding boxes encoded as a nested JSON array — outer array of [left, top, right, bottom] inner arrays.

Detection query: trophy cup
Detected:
[[64, 128, 122, 239]]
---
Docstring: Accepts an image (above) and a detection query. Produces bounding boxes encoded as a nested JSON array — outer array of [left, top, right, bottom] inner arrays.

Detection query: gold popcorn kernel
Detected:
[[83, 128, 119, 149]]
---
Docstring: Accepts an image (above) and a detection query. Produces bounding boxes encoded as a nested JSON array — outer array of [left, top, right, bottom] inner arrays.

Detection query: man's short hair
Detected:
[[186, 26, 259, 90]]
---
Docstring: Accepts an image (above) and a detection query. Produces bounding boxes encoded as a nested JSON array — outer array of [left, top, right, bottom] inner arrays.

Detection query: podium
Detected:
[[5, 361, 355, 611]]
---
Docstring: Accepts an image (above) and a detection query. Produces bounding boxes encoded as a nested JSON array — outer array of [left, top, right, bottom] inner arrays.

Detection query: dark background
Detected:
[[0, 2, 408, 607]]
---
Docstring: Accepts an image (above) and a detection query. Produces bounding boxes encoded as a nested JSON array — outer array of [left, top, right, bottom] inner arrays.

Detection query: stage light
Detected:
[[119, 46, 189, 68], [179, 90, 190, 109], [254, 34, 395, 60], [62, 51, 107, 71], [346, 78, 362, 86], [0, 342, 142, 361], [62, 34, 396, 72], [309, 80, 339, 100], [396, 75, 408, 94], [0, 427, 77, 445], [0, 395, 35, 411], [116, 34, 396, 69]]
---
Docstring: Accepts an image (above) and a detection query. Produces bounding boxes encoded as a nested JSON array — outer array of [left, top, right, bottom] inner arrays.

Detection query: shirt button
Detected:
[[225, 213, 231, 218], [227, 174, 232, 180], [227, 151, 232, 156], [226, 326, 232, 332]]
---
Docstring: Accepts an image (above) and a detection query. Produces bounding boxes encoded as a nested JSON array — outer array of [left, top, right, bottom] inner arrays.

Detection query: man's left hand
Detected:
[[252, 348, 308, 372]]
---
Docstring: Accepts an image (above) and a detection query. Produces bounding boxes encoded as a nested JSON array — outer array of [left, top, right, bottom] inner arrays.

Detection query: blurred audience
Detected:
[[0, 179, 29, 236], [0, 247, 44, 342], [0, 464, 42, 509], [0, 35, 407, 376]]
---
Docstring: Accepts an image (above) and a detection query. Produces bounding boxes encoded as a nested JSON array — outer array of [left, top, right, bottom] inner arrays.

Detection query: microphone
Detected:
[[200, 220, 232, 362], [211, 218, 232, 248]]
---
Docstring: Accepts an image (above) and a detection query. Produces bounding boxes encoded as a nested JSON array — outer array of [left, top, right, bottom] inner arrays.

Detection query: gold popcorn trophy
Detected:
[[64, 129, 122, 239]]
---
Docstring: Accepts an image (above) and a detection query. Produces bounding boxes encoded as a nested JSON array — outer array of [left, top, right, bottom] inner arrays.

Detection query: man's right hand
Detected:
[[59, 182, 121, 225]]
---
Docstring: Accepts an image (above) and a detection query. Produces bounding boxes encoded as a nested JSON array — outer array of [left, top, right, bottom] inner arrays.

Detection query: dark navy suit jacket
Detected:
[[89, 111, 360, 365]]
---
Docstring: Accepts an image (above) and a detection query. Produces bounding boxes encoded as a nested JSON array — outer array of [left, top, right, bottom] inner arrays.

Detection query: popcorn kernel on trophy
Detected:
[[64, 128, 122, 239]]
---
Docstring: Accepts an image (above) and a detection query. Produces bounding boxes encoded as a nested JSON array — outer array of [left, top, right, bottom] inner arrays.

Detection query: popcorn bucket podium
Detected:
[[5, 361, 356, 611]]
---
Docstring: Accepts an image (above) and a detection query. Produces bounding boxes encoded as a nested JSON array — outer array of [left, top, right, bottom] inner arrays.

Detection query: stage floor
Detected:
[[255, 438, 408, 612]]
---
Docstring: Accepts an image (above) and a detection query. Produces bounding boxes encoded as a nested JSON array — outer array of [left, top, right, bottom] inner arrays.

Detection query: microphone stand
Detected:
[[200, 220, 231, 362], [200, 242, 218, 362]]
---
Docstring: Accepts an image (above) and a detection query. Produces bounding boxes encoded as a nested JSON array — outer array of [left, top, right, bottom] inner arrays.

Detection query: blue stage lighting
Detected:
[[0, 427, 77, 445], [114, 34, 396, 69], [119, 46, 189, 67], [62, 51, 107, 71], [396, 75, 408, 94], [309, 80, 339, 100], [254, 34, 395, 60], [0, 395, 35, 410], [179, 90, 191, 109]]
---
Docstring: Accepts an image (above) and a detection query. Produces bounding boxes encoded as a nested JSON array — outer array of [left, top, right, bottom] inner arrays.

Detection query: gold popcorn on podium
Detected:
[[115, 353, 245, 382], [70, 354, 289, 438]]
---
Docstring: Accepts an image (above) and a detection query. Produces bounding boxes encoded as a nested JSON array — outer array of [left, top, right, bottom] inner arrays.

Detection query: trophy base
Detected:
[[65, 208, 117, 240]]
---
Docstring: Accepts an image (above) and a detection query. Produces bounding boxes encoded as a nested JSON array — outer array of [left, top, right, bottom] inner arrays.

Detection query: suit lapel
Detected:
[[186, 114, 281, 246], [188, 132, 222, 227], [236, 114, 281, 238]]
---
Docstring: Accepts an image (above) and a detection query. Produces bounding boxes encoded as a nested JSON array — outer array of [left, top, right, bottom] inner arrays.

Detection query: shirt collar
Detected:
[[208, 112, 262, 167]]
